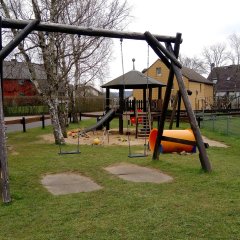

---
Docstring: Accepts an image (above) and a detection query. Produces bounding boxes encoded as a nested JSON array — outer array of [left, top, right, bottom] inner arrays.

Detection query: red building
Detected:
[[3, 60, 46, 97]]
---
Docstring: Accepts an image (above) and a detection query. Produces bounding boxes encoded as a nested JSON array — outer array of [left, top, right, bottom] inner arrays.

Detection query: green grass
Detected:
[[201, 115, 240, 136], [1, 119, 240, 239]]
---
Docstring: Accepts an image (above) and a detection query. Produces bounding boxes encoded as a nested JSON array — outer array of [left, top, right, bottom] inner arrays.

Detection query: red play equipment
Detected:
[[149, 128, 196, 153], [130, 109, 143, 125]]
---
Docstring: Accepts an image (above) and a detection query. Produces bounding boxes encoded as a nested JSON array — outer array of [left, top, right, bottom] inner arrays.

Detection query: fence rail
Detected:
[[199, 113, 240, 136], [5, 115, 51, 132]]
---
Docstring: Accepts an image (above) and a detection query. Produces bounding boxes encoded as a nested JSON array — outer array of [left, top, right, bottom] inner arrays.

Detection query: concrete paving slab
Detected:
[[41, 172, 102, 195], [105, 163, 173, 183]]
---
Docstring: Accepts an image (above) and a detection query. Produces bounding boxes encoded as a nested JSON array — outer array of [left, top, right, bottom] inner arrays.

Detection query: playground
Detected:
[[1, 124, 240, 239], [0, 14, 239, 239]]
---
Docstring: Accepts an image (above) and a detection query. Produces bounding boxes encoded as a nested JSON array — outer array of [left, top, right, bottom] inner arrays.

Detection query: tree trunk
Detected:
[[0, 72, 11, 202], [58, 111, 67, 138], [48, 99, 65, 144]]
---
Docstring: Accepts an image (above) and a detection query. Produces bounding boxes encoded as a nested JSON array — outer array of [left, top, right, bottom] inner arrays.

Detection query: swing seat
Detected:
[[58, 139, 81, 155], [58, 150, 81, 155], [128, 153, 147, 158]]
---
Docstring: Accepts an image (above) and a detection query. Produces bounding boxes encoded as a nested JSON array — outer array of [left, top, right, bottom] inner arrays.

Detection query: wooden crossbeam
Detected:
[[0, 19, 40, 60], [1, 18, 180, 43], [161, 136, 209, 148]]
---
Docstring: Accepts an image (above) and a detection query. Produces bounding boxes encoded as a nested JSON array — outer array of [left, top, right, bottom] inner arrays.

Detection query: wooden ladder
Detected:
[[135, 110, 152, 139]]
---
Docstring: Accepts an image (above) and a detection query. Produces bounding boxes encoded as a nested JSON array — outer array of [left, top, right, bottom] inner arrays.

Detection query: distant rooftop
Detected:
[[101, 70, 166, 89], [3, 60, 47, 80]]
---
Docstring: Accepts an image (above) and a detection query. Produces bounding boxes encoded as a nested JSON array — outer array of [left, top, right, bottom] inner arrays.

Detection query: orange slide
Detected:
[[149, 128, 196, 153]]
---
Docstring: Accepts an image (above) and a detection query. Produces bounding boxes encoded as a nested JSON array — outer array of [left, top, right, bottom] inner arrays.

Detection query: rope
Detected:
[[120, 39, 131, 155], [144, 44, 150, 155], [120, 38, 125, 95]]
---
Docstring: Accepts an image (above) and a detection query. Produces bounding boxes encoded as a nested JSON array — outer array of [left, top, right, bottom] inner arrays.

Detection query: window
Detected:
[[200, 84, 202, 92], [18, 79, 25, 85], [156, 67, 161, 76]]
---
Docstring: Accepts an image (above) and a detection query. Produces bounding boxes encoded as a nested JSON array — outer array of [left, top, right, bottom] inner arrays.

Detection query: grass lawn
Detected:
[[1, 118, 240, 239]]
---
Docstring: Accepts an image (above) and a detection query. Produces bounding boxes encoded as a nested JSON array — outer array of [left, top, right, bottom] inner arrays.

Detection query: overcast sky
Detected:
[[105, 0, 240, 84]]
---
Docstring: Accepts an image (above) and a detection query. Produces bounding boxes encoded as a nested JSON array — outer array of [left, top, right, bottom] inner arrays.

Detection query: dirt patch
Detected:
[[105, 163, 173, 183]]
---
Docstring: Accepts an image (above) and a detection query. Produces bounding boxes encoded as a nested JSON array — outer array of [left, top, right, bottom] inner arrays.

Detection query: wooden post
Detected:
[[146, 32, 182, 161], [21, 117, 26, 132], [152, 67, 175, 160], [169, 91, 179, 129], [158, 87, 162, 99], [119, 88, 124, 134], [105, 88, 110, 130], [143, 88, 147, 112], [106, 88, 110, 112], [41, 114, 45, 129], [146, 31, 212, 172], [149, 88, 152, 110], [0, 19, 11, 202], [171, 63, 212, 171], [176, 91, 181, 128]]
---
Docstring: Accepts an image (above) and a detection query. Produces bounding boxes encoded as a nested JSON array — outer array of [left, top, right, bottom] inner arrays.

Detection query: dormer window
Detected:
[[212, 77, 218, 84]]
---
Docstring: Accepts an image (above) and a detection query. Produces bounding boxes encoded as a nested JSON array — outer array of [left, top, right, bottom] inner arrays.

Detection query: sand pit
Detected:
[[41, 172, 102, 195], [41, 128, 147, 146], [105, 163, 173, 183], [41, 129, 228, 148]]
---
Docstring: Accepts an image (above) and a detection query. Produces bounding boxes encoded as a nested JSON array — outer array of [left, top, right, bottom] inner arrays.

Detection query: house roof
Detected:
[[3, 60, 47, 80], [101, 70, 166, 89], [2, 60, 71, 94], [207, 65, 240, 92], [182, 66, 213, 85], [143, 59, 212, 85]]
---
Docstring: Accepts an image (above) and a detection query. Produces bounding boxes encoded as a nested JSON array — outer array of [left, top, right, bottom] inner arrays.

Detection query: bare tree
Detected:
[[202, 43, 231, 72], [179, 54, 207, 75], [228, 33, 240, 65], [0, 0, 130, 143]]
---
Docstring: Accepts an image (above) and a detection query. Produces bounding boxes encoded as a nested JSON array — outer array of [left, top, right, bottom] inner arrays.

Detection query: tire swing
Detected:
[[119, 39, 149, 158]]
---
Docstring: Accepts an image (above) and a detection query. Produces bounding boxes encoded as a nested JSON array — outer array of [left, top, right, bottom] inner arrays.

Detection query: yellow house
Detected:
[[133, 59, 213, 110]]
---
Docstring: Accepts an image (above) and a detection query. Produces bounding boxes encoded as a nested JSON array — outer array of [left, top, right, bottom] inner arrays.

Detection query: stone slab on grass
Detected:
[[105, 163, 173, 183], [41, 173, 102, 195]]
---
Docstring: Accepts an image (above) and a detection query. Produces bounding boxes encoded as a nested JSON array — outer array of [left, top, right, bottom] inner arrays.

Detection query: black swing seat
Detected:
[[58, 150, 81, 155], [128, 153, 148, 158], [58, 141, 81, 155]]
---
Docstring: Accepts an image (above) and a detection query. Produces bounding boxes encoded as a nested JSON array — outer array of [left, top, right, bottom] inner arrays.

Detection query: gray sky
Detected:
[[106, 0, 240, 83]]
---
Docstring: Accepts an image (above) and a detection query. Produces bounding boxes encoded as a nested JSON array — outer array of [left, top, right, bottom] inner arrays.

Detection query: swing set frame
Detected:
[[0, 17, 211, 203]]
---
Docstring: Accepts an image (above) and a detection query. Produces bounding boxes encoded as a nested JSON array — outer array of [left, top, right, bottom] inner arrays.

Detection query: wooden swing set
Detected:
[[0, 17, 212, 203]]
